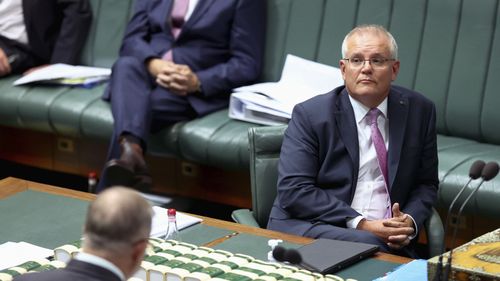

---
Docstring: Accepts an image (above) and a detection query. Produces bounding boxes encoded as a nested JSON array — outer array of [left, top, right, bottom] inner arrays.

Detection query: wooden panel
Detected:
[[437, 208, 500, 250], [174, 161, 252, 208], [0, 126, 251, 208], [0, 126, 53, 169]]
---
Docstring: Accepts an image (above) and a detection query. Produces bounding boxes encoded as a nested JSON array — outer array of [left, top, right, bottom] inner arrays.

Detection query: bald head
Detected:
[[83, 186, 153, 254]]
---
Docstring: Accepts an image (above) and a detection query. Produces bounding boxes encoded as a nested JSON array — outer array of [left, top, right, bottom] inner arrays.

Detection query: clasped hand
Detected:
[[357, 203, 415, 250], [0, 48, 12, 77], [147, 58, 200, 96]]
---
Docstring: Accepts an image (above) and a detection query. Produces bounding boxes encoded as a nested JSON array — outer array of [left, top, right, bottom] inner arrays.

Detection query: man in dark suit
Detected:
[[0, 0, 92, 76], [99, 0, 266, 190], [14, 186, 153, 281], [267, 25, 438, 257]]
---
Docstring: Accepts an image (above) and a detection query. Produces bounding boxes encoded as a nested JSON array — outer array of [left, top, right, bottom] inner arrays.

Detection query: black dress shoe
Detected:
[[102, 137, 151, 189], [103, 159, 135, 187], [133, 174, 153, 191]]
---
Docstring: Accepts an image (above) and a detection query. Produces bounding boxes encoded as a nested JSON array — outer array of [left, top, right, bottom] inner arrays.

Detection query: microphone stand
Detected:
[[432, 161, 485, 281], [441, 161, 498, 280]]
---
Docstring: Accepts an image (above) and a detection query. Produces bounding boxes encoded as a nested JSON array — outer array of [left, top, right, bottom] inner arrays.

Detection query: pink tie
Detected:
[[163, 0, 190, 61], [368, 108, 392, 218]]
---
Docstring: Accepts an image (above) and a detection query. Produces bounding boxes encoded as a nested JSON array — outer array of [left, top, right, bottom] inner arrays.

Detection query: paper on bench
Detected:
[[0, 241, 53, 270], [229, 54, 344, 125], [13, 63, 111, 86], [150, 206, 202, 238]]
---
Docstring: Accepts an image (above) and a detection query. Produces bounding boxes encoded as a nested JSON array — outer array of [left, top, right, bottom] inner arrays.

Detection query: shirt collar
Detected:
[[347, 95, 388, 124], [75, 252, 126, 281]]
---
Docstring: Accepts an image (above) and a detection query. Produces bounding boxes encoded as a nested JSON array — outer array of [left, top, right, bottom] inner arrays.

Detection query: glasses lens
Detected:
[[371, 58, 384, 67], [350, 57, 363, 67]]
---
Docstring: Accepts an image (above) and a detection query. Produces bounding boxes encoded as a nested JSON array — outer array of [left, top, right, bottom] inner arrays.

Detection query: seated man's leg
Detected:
[[98, 56, 196, 191]]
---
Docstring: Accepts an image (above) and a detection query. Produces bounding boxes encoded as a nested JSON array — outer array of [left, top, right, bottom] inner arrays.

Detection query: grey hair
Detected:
[[83, 187, 153, 254], [341, 24, 398, 60]]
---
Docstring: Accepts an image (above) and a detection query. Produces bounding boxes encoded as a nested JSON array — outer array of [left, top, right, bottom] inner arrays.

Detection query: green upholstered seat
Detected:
[[232, 126, 445, 258]]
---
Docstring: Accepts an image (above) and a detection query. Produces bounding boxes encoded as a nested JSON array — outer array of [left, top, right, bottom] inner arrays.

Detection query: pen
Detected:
[[203, 231, 239, 247], [8, 54, 19, 64]]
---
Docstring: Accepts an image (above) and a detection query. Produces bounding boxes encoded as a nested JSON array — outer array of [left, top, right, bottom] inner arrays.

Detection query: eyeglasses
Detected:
[[342, 57, 395, 69]]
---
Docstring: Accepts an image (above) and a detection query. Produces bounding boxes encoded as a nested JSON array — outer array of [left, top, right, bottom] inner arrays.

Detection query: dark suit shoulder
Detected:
[[391, 85, 435, 108], [294, 86, 344, 117]]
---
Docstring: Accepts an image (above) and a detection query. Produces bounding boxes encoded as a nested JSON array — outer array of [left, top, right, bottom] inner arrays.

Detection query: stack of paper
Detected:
[[150, 206, 202, 238], [13, 63, 111, 87], [229, 54, 344, 125]]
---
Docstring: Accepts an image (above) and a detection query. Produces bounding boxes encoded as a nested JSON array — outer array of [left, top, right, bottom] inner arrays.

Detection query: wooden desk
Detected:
[[0, 177, 411, 266]]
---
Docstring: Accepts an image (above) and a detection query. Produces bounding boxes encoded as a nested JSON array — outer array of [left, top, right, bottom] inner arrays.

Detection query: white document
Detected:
[[0, 241, 53, 270], [13, 63, 111, 86], [229, 54, 344, 125], [149, 206, 203, 238]]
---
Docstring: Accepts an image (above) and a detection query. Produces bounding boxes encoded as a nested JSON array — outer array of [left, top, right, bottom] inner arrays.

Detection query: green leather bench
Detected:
[[1, 0, 499, 221]]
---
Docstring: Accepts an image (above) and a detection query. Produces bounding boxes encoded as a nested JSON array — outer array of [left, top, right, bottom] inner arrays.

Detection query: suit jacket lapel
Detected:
[[181, 0, 216, 35], [388, 89, 409, 191], [334, 89, 359, 198]]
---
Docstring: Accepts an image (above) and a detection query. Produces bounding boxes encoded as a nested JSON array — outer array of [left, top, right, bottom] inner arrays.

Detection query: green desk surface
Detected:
[[213, 233, 399, 280], [0, 190, 400, 280], [0, 190, 89, 249], [0, 190, 234, 248]]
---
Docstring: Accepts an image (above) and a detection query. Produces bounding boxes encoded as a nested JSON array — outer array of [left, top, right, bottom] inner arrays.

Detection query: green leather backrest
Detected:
[[80, 0, 135, 68], [261, 0, 325, 82], [480, 3, 500, 144], [248, 125, 287, 227], [79, 0, 500, 144]]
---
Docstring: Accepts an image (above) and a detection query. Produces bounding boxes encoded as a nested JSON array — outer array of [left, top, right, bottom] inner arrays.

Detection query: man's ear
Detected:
[[339, 59, 347, 80], [391, 60, 400, 81], [132, 240, 148, 265]]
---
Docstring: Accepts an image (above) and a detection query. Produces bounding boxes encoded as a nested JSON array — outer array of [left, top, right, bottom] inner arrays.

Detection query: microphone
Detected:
[[283, 248, 316, 272], [272, 245, 287, 262], [442, 161, 499, 280], [272, 246, 316, 272], [432, 160, 485, 281]]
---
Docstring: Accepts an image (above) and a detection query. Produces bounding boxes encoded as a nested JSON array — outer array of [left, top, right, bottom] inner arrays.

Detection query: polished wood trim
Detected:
[[0, 177, 410, 264], [193, 214, 314, 245], [0, 177, 95, 201], [374, 251, 412, 264]]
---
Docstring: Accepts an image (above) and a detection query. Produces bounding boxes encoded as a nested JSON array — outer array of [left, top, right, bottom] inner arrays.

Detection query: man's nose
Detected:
[[360, 61, 373, 72]]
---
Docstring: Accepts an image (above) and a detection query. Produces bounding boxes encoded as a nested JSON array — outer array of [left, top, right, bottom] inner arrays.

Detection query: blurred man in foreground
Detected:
[[15, 186, 153, 281]]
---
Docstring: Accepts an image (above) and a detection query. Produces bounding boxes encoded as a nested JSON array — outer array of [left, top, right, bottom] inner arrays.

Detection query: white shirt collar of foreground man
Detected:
[[75, 252, 126, 281]]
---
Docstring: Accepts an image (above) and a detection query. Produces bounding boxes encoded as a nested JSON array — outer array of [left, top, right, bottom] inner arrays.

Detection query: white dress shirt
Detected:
[[75, 252, 126, 281], [185, 0, 199, 21], [0, 0, 28, 44]]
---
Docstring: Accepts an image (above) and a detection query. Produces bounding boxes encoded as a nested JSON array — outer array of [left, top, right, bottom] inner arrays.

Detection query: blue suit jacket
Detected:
[[103, 0, 265, 116], [268, 85, 439, 237]]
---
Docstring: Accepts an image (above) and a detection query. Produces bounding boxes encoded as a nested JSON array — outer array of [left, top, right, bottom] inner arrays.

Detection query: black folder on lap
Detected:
[[297, 238, 379, 274]]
